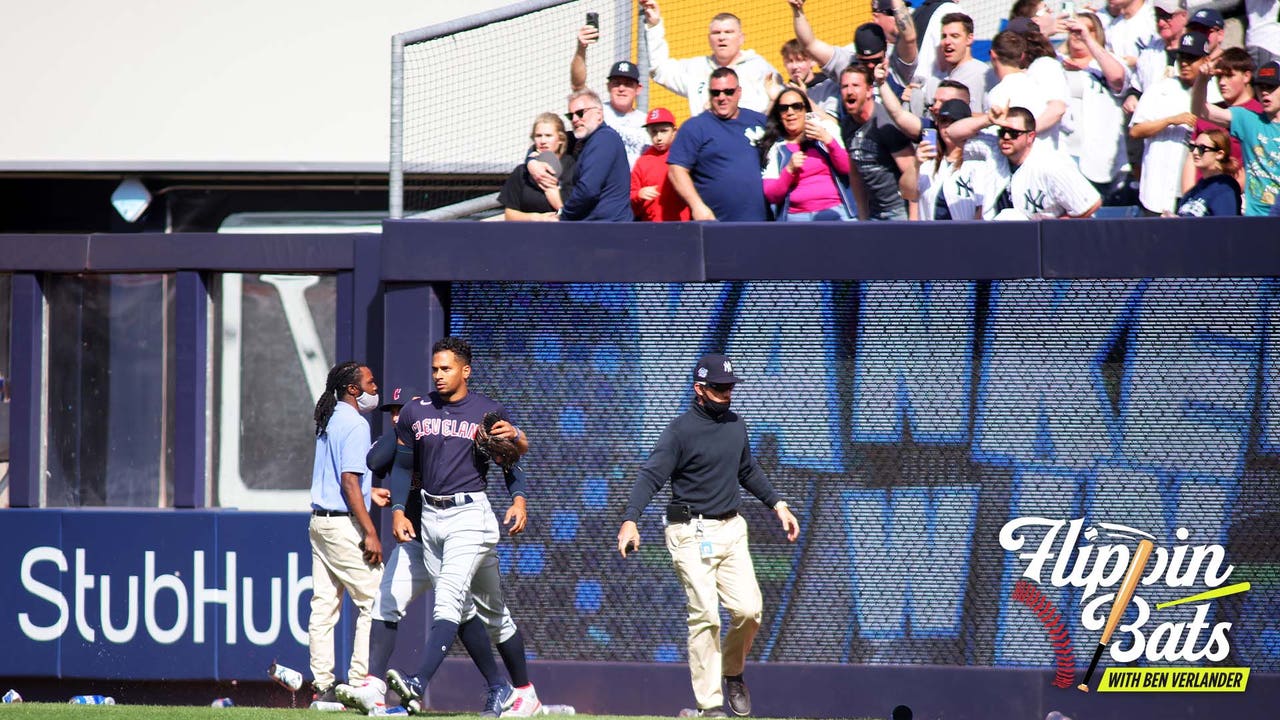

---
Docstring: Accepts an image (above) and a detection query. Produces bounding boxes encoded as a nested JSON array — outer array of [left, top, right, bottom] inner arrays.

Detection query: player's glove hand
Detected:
[[474, 411, 520, 470]]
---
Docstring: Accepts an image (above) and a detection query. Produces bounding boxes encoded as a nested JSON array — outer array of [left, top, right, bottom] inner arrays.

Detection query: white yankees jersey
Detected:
[[1130, 76, 1191, 214], [917, 143, 1008, 221], [1008, 141, 1102, 218]]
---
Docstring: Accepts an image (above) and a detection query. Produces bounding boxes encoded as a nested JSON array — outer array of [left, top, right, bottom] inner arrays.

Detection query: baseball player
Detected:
[[617, 353, 799, 718], [307, 361, 390, 703], [337, 385, 529, 717], [381, 338, 542, 716]]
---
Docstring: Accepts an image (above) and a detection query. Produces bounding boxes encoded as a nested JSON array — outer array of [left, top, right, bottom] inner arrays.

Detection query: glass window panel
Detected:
[[45, 274, 176, 507], [212, 273, 336, 509], [0, 273, 11, 505]]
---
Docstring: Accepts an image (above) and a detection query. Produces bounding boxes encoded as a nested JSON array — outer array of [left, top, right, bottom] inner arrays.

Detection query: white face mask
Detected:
[[356, 392, 380, 413]]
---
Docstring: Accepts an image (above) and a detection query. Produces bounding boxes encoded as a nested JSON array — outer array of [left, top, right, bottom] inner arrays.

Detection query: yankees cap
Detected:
[[936, 98, 972, 123], [1188, 8, 1224, 30], [608, 60, 640, 82], [1177, 31, 1210, 58], [380, 385, 419, 411], [854, 23, 887, 57], [871, 0, 896, 13], [694, 353, 742, 385]]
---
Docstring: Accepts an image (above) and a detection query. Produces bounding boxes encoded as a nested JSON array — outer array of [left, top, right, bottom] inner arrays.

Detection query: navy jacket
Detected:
[[561, 124, 632, 221]]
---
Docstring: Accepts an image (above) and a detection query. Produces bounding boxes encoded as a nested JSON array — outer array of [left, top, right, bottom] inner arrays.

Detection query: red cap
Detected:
[[644, 107, 676, 126]]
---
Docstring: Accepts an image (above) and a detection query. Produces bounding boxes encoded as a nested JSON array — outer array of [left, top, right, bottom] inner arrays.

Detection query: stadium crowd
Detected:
[[499, 0, 1280, 221]]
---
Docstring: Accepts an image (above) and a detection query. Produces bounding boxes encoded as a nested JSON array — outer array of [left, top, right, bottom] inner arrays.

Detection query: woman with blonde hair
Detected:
[[1176, 129, 1241, 217], [1060, 13, 1128, 198], [499, 112, 576, 221]]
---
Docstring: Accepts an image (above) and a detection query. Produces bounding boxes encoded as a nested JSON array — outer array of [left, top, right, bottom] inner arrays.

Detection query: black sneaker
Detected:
[[312, 684, 338, 704], [724, 676, 751, 716]]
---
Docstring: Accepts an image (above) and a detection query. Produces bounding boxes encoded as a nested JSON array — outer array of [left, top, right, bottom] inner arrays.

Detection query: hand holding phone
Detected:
[[921, 127, 938, 148]]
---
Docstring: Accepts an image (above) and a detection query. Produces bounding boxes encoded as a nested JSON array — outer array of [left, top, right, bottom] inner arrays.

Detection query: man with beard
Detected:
[[617, 353, 799, 719], [558, 89, 632, 221], [996, 106, 1102, 218], [667, 67, 769, 221], [840, 64, 918, 220]]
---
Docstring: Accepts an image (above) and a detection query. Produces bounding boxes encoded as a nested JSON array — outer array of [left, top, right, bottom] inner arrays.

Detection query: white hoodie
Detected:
[[645, 19, 781, 117]]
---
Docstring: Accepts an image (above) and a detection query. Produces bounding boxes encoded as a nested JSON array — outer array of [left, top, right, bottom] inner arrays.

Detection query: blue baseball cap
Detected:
[[694, 354, 742, 385], [1189, 8, 1224, 30]]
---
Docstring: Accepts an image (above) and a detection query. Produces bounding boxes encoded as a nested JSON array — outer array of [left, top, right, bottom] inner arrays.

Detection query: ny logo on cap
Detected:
[[723, 361, 733, 372], [619, 62, 631, 72]]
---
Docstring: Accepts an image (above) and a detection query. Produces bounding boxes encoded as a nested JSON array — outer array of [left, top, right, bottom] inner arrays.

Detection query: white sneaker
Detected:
[[505, 684, 543, 717], [336, 677, 387, 715]]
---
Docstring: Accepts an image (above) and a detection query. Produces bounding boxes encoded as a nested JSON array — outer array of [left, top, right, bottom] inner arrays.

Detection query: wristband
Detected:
[[391, 504, 405, 513]]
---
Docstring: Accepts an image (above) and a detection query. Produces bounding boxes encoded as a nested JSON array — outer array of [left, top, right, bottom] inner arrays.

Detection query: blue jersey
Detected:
[[667, 109, 769, 221], [395, 390, 509, 496]]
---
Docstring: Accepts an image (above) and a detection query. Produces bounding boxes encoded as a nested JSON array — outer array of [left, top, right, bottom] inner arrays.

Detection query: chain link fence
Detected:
[[450, 278, 1279, 672]]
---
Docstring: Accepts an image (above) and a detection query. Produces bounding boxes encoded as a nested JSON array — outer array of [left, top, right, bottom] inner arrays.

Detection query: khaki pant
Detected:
[[308, 514, 380, 689], [665, 514, 763, 711]]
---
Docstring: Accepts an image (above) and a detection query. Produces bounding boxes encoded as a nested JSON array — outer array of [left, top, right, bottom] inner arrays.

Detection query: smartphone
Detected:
[[921, 127, 938, 147], [1061, 0, 1075, 15], [586, 12, 598, 30], [805, 112, 818, 122]]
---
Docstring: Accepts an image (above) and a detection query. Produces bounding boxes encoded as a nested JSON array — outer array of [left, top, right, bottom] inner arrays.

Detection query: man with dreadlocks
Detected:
[[307, 360, 388, 703]]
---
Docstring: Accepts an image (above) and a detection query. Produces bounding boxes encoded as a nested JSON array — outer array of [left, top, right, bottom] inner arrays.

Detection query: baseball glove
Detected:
[[474, 412, 519, 470]]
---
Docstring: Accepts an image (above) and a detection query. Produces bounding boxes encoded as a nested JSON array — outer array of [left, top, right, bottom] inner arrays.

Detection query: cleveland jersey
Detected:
[[394, 390, 509, 496]]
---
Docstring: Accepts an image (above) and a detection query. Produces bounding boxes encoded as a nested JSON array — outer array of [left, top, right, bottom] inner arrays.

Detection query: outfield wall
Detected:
[[2, 219, 1278, 718]]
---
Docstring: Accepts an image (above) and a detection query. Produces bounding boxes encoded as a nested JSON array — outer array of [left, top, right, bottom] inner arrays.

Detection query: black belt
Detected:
[[422, 492, 475, 509], [671, 509, 738, 523], [312, 509, 350, 517]]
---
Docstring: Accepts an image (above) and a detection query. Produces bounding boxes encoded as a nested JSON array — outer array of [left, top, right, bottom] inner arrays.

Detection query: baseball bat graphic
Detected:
[[1078, 538, 1154, 692]]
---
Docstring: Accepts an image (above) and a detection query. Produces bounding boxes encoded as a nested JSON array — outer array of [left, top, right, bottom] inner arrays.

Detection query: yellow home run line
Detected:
[[1155, 582, 1251, 610]]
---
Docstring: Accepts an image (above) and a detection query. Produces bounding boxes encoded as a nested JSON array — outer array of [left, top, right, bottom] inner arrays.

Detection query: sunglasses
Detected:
[[778, 101, 807, 113], [1187, 142, 1221, 155], [708, 87, 739, 97], [858, 55, 885, 67], [996, 126, 1031, 139], [564, 107, 598, 120]]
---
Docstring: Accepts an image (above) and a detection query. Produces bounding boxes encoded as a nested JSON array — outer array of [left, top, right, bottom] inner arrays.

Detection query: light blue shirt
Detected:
[[310, 402, 372, 512], [1229, 105, 1280, 216]]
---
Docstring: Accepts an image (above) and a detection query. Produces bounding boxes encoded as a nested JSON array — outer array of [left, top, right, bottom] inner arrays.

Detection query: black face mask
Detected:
[[701, 396, 731, 419]]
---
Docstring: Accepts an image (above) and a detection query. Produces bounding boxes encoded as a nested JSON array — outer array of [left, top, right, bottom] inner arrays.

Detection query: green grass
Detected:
[[0, 705, 873, 720]]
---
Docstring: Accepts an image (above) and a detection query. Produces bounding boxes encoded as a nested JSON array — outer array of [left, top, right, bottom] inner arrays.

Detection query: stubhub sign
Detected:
[[0, 510, 353, 681]]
